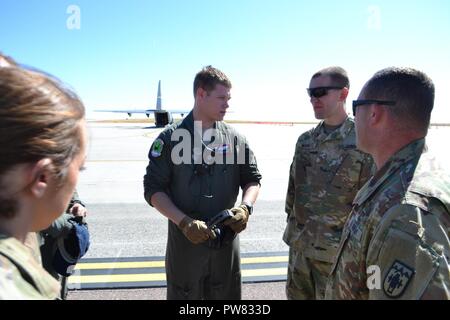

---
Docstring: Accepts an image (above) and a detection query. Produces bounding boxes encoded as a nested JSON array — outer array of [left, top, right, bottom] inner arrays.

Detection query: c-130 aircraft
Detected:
[[96, 80, 188, 127]]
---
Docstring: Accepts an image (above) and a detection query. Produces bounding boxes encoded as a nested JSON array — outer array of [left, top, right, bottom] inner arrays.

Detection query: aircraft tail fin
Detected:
[[156, 80, 162, 111]]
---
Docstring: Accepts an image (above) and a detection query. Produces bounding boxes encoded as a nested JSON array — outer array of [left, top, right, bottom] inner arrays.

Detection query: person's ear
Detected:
[[340, 87, 349, 101], [369, 104, 386, 126], [195, 87, 202, 100], [28, 158, 53, 198], [197, 87, 209, 100]]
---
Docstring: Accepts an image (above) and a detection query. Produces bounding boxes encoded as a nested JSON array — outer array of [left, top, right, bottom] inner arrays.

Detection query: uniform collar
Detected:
[[182, 111, 195, 134], [182, 111, 219, 135], [353, 138, 426, 206], [314, 116, 354, 143]]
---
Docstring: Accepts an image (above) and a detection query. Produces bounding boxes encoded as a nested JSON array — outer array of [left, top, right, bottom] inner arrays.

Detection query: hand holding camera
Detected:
[[178, 216, 216, 244], [223, 204, 250, 233]]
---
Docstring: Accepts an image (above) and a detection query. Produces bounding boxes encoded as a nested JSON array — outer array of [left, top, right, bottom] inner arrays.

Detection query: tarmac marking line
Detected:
[[74, 255, 288, 270], [69, 272, 166, 284], [75, 261, 165, 270], [68, 252, 288, 289], [68, 267, 287, 285]]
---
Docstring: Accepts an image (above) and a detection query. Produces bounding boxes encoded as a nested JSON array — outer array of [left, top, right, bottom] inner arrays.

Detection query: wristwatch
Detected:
[[241, 201, 253, 215]]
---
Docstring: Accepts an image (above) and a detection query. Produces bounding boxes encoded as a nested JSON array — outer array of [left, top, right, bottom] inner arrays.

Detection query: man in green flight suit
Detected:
[[283, 66, 374, 300], [143, 66, 261, 300]]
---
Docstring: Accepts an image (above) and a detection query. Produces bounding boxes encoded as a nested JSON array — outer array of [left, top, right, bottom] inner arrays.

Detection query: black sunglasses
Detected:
[[307, 86, 343, 98], [352, 100, 396, 116]]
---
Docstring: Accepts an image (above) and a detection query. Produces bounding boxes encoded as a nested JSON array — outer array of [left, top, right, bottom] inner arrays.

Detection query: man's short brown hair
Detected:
[[312, 66, 350, 89], [363, 67, 434, 133], [193, 65, 232, 97]]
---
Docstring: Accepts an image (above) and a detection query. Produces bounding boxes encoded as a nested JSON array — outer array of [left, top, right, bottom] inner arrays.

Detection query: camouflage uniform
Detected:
[[24, 232, 42, 265], [144, 111, 261, 300], [284, 117, 373, 299], [326, 139, 450, 299], [0, 234, 60, 300]]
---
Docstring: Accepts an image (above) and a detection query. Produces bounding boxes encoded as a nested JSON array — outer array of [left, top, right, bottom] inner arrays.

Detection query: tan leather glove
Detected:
[[178, 216, 216, 244], [223, 205, 249, 233]]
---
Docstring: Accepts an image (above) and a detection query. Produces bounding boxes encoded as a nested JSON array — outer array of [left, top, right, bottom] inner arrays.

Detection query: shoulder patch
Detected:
[[383, 260, 415, 298], [151, 139, 164, 158]]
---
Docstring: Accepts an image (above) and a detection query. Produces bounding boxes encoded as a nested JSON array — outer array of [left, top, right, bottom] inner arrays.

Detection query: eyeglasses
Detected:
[[352, 100, 396, 116], [306, 86, 343, 98]]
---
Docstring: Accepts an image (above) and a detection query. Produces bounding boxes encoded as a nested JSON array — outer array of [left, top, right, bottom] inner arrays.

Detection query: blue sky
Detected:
[[1, 0, 450, 122]]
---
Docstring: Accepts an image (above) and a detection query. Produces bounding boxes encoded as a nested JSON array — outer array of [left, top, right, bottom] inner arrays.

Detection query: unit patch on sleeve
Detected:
[[151, 139, 164, 158], [383, 260, 415, 298]]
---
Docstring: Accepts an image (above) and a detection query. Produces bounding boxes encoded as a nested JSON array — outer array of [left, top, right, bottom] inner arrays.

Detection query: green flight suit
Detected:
[[144, 111, 261, 300]]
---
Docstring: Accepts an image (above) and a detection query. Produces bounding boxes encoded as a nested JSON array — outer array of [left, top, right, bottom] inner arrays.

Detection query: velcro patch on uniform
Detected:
[[383, 260, 415, 298], [151, 139, 164, 158]]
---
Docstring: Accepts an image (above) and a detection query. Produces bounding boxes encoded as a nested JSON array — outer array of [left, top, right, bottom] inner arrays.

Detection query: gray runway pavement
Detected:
[[68, 281, 287, 300], [76, 200, 287, 259]]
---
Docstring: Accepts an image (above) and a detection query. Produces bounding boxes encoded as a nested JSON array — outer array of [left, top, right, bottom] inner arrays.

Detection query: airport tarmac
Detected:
[[67, 120, 450, 300]]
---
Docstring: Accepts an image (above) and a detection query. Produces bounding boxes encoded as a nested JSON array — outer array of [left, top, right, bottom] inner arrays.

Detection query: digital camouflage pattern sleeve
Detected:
[[326, 139, 449, 300], [367, 204, 450, 299], [0, 236, 60, 300]]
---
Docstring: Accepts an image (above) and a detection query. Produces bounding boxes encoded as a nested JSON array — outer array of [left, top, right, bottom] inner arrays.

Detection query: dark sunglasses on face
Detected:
[[352, 100, 396, 116], [306, 86, 344, 98]]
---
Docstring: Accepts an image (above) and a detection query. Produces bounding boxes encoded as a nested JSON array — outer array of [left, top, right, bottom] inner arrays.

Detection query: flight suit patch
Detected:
[[383, 260, 415, 298], [151, 139, 164, 157]]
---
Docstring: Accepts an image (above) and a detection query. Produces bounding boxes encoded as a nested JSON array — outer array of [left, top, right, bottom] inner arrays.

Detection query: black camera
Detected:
[[206, 209, 233, 228], [205, 209, 236, 249]]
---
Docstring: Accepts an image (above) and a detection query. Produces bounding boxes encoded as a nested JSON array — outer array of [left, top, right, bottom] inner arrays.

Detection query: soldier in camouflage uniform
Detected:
[[284, 67, 374, 300], [326, 67, 450, 299], [0, 235, 61, 299], [0, 61, 87, 299], [144, 66, 261, 300]]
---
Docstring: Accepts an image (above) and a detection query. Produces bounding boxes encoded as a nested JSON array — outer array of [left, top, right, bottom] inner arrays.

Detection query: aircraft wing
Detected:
[[166, 110, 190, 114], [94, 109, 157, 114], [94, 109, 190, 116]]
